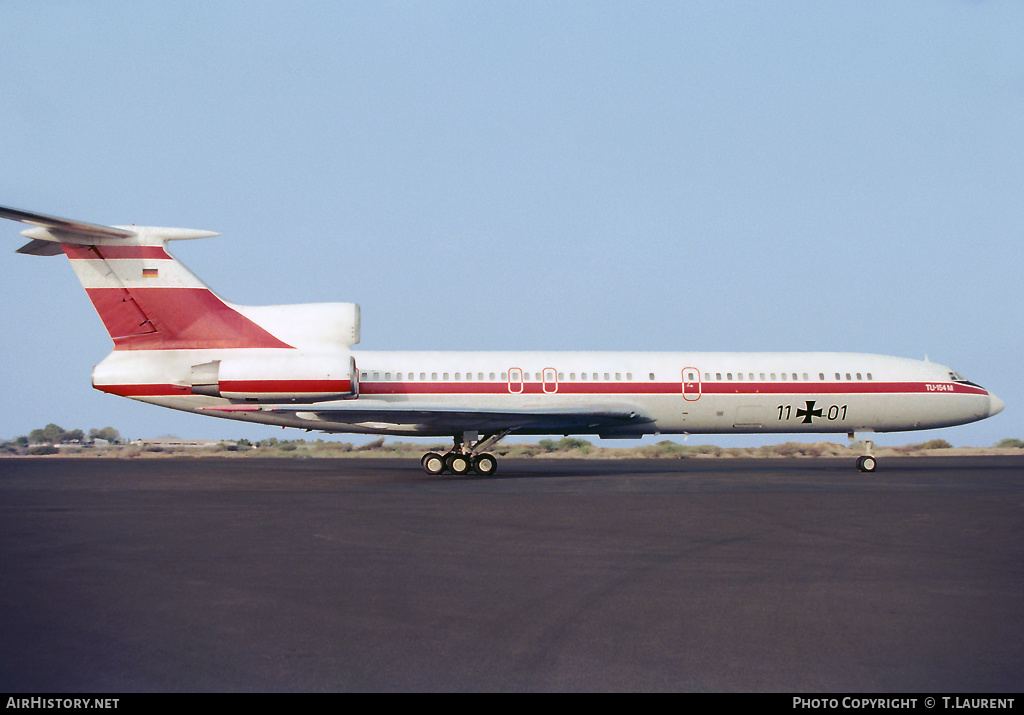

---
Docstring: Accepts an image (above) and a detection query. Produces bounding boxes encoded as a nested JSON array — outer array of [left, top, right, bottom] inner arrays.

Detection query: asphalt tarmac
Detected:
[[1, 455, 1022, 692]]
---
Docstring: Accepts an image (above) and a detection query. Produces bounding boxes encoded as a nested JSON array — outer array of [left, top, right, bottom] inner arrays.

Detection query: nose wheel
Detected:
[[856, 455, 877, 472], [850, 433, 877, 472]]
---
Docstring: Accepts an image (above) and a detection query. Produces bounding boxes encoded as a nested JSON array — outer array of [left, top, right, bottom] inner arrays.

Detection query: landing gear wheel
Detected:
[[472, 453, 498, 476], [446, 453, 472, 475], [422, 452, 446, 476], [856, 455, 877, 473]]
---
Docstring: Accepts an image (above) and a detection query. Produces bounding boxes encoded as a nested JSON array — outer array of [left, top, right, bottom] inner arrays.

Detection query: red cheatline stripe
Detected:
[[97, 381, 352, 397], [220, 380, 353, 394], [96, 381, 988, 398], [96, 384, 190, 397], [361, 381, 987, 396], [199, 405, 261, 412], [64, 245, 172, 260]]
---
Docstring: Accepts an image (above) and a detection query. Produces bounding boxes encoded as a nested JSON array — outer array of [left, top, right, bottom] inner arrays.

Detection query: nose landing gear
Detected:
[[850, 433, 877, 472]]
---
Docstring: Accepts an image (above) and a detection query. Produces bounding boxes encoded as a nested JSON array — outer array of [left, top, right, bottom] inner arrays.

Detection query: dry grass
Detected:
[[7, 437, 1020, 459]]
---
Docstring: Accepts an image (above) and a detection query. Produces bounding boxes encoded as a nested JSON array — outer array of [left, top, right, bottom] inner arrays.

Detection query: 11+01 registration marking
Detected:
[[777, 401, 848, 424]]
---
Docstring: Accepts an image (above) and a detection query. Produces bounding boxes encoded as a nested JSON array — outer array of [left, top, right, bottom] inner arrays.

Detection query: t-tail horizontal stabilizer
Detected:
[[0, 205, 218, 254]]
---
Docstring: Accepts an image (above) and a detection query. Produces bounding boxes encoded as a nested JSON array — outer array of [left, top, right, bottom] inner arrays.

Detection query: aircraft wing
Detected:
[[202, 401, 653, 434]]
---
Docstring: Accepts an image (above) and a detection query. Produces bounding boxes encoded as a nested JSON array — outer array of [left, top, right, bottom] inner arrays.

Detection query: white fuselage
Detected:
[[92, 348, 1003, 438]]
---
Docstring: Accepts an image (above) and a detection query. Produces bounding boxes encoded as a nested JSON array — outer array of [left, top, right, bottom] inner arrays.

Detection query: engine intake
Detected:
[[190, 354, 358, 402]]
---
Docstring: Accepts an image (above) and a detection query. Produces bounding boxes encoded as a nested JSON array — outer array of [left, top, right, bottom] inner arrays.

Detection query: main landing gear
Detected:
[[421, 430, 509, 476], [850, 432, 877, 473]]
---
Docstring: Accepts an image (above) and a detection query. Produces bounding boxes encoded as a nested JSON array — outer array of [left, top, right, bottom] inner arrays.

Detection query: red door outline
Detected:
[[682, 367, 701, 401], [543, 367, 558, 394], [508, 367, 524, 394]]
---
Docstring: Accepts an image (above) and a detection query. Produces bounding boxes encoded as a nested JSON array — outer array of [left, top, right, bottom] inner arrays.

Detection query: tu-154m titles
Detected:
[[0, 205, 1004, 474]]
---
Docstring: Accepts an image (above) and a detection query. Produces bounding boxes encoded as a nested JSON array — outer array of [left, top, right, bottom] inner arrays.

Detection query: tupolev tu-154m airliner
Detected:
[[1, 205, 1004, 475]]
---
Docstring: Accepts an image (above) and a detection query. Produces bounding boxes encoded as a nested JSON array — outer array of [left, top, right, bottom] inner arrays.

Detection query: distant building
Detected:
[[131, 438, 224, 449]]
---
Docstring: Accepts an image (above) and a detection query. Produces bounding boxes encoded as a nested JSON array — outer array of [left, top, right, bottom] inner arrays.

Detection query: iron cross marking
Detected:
[[796, 400, 823, 424]]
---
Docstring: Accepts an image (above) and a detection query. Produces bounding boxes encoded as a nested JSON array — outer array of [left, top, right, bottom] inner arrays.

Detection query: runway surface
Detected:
[[1, 455, 1022, 692]]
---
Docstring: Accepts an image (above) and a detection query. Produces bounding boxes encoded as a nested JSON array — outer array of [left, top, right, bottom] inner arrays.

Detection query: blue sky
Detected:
[[1, 1, 1021, 447]]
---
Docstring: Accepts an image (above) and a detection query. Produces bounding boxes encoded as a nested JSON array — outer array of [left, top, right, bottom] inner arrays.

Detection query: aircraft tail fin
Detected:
[[3, 204, 359, 352], [1, 205, 300, 351]]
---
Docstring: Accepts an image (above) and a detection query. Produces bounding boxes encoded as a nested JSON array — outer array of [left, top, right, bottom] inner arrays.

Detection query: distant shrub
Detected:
[[504, 444, 540, 457], [769, 442, 804, 457], [653, 440, 687, 457], [895, 439, 954, 452], [689, 444, 722, 456], [918, 439, 954, 450], [357, 437, 386, 452], [995, 438, 1024, 449], [557, 437, 592, 453], [321, 441, 354, 452]]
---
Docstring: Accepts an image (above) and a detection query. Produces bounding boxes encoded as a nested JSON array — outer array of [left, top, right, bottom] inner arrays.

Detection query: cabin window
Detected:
[[727, 373, 733, 380], [626, 373, 632, 380], [819, 373, 825, 380], [615, 373, 621, 380], [604, 373, 610, 380], [760, 373, 766, 381], [867, 373, 873, 380], [500, 372, 507, 380], [781, 373, 787, 381], [737, 373, 743, 381], [372, 372, 380, 380], [360, 372, 367, 379], [580, 372, 587, 381], [650, 373, 656, 380], [802, 373, 808, 381], [716, 373, 722, 381], [686, 372, 694, 381], [793, 373, 799, 381], [704, 373, 711, 381], [489, 372, 496, 381], [846, 373, 852, 381], [856, 373, 862, 380], [559, 372, 565, 380], [770, 373, 777, 380]]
